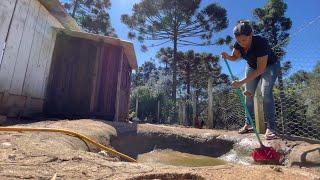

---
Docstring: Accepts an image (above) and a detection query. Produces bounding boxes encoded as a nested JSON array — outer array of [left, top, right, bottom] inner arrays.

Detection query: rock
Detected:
[[288, 144, 320, 167], [8, 154, 16, 160], [270, 166, 283, 172], [1, 142, 11, 148], [72, 156, 83, 161]]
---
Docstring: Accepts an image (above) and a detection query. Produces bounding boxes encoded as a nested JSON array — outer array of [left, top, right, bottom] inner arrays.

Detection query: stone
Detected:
[[1, 142, 11, 148], [288, 144, 320, 167]]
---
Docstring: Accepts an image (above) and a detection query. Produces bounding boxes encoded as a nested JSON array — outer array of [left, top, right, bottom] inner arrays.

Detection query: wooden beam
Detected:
[[114, 47, 124, 121], [254, 83, 266, 133]]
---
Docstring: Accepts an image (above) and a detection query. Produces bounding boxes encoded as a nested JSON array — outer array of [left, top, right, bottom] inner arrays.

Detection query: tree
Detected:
[[131, 86, 157, 121], [301, 62, 320, 125], [62, 0, 116, 37], [252, 0, 292, 81], [156, 47, 224, 125], [288, 70, 309, 85], [130, 60, 174, 122], [147, 68, 174, 122], [131, 70, 144, 88], [274, 61, 320, 139], [131, 60, 158, 88], [252, 0, 292, 57], [121, 0, 228, 115], [140, 61, 158, 83]]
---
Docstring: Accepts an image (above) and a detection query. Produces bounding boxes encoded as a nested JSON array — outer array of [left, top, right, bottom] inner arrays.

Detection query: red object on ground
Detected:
[[252, 146, 281, 163]]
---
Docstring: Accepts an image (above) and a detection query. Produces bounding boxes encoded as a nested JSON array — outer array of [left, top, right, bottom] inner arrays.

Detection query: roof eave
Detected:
[[38, 0, 81, 31], [54, 28, 138, 70]]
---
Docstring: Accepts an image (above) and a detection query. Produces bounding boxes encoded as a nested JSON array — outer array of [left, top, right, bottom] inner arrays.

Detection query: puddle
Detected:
[[137, 149, 226, 167]]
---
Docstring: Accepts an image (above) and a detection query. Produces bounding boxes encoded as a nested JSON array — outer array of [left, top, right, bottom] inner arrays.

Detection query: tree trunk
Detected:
[[182, 102, 186, 126], [192, 92, 197, 126], [157, 100, 160, 123], [186, 69, 192, 126], [172, 30, 178, 122], [207, 77, 213, 128], [71, 0, 80, 18], [135, 98, 139, 119], [178, 102, 182, 125]]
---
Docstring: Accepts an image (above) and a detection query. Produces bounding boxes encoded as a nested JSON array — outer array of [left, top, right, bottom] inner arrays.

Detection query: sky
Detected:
[[107, 0, 320, 77], [61, 0, 320, 78]]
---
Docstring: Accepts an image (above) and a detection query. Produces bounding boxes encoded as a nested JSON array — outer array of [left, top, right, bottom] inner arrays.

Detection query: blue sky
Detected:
[[108, 0, 320, 77], [60, 0, 320, 77]]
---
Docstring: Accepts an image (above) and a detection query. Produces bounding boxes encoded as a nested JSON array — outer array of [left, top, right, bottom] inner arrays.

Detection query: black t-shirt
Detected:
[[233, 35, 278, 69]]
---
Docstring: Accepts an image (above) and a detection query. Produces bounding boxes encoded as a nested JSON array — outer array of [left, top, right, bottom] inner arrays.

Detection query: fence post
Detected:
[[178, 102, 182, 125], [207, 77, 213, 128], [182, 101, 186, 126], [135, 98, 139, 118], [157, 100, 160, 123], [192, 93, 196, 126], [254, 82, 266, 133]]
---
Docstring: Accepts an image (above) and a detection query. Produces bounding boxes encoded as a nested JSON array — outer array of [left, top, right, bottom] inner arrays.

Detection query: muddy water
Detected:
[[137, 149, 226, 167]]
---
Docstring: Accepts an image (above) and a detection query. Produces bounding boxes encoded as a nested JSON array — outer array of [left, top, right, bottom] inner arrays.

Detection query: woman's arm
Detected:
[[242, 55, 268, 83], [232, 55, 268, 88], [221, 48, 241, 61]]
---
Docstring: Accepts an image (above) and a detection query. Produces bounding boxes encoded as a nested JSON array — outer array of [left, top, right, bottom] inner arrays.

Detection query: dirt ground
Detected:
[[0, 119, 319, 180]]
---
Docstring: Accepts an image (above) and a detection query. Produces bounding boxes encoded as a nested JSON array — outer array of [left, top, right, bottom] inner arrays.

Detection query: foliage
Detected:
[[122, 0, 228, 108], [62, 0, 116, 37]]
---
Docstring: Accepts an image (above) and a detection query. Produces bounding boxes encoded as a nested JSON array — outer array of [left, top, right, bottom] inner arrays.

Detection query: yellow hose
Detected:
[[0, 127, 137, 163]]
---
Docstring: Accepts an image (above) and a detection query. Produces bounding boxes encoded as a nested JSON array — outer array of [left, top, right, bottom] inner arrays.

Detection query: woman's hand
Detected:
[[231, 80, 244, 89], [221, 52, 229, 59]]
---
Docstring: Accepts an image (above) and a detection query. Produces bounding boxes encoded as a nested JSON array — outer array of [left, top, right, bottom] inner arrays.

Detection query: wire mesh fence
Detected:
[[176, 16, 320, 142], [193, 61, 320, 141], [212, 91, 244, 130], [275, 64, 320, 141], [212, 17, 320, 141]]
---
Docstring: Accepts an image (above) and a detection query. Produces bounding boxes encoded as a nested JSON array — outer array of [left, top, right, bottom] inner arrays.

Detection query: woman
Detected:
[[221, 20, 281, 140]]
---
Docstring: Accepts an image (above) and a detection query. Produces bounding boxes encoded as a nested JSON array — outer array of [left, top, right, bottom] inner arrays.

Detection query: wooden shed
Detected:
[[44, 29, 137, 121], [0, 0, 137, 121]]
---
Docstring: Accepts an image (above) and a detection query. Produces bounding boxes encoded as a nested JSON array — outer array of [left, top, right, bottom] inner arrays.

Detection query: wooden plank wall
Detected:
[[44, 34, 97, 116], [0, 0, 16, 64], [94, 45, 121, 119], [0, 0, 63, 116], [45, 35, 131, 120], [118, 54, 132, 121]]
